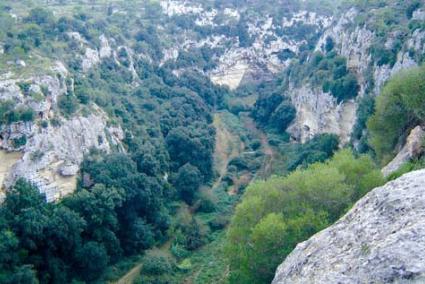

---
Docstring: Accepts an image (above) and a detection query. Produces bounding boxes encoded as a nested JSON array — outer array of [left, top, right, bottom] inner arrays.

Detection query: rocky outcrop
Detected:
[[287, 86, 356, 144], [382, 126, 425, 177], [159, 0, 331, 90], [287, 7, 425, 145], [0, 63, 124, 202], [81, 47, 100, 72], [273, 169, 425, 284], [4, 108, 123, 202]]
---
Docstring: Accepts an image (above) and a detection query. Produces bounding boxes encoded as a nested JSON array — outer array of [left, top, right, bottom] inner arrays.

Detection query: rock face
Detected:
[[287, 86, 356, 144], [287, 8, 425, 145], [382, 126, 425, 177], [4, 109, 124, 202], [0, 63, 124, 202], [159, 0, 331, 90], [272, 169, 425, 284]]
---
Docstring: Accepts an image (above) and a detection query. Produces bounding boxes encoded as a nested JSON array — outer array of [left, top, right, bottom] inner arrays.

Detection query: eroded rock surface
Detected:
[[273, 169, 425, 284], [287, 8, 425, 145], [382, 126, 425, 177], [287, 86, 356, 144], [0, 64, 123, 202]]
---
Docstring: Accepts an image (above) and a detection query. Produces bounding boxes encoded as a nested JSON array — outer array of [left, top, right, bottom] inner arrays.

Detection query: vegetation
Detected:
[[285, 50, 360, 102], [280, 133, 340, 171], [367, 64, 425, 164], [0, 101, 35, 125], [252, 93, 296, 132], [225, 149, 384, 283], [0, 0, 423, 283]]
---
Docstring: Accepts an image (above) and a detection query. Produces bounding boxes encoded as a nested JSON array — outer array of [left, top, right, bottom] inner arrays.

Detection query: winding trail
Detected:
[[243, 115, 275, 180], [112, 240, 172, 284], [114, 263, 143, 284], [212, 112, 245, 190], [113, 112, 274, 284]]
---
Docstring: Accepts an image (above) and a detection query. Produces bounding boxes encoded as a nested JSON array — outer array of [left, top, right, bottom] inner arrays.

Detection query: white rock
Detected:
[[287, 86, 356, 145], [59, 162, 79, 176], [99, 34, 112, 58], [82, 48, 100, 72], [273, 169, 425, 284], [413, 9, 425, 21], [16, 60, 26, 67], [5, 108, 124, 202]]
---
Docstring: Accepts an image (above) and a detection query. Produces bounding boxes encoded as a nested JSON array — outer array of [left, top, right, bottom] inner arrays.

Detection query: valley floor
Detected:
[[111, 110, 278, 284]]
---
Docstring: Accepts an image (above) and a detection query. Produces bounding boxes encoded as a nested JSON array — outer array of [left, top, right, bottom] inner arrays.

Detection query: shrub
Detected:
[[19, 108, 35, 122], [142, 250, 173, 275], [12, 135, 27, 148], [225, 149, 384, 283], [196, 189, 217, 213], [368, 65, 425, 164], [17, 82, 31, 96], [58, 94, 79, 116], [208, 215, 229, 231]]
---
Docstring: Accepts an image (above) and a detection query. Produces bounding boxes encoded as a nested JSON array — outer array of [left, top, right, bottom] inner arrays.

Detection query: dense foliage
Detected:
[[1, 0, 424, 282], [0, 2, 232, 282], [367, 64, 425, 164], [225, 149, 384, 283], [252, 92, 296, 132], [285, 50, 360, 102]]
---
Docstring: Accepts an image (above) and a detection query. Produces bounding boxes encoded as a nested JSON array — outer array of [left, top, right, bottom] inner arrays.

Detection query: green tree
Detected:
[[368, 65, 425, 164], [76, 241, 109, 281], [174, 163, 202, 204], [226, 149, 383, 283]]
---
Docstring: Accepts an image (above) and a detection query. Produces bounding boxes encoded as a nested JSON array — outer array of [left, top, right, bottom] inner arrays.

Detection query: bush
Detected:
[[58, 95, 79, 116], [208, 215, 229, 231], [225, 149, 384, 283], [329, 73, 360, 102], [368, 65, 425, 164], [17, 82, 31, 96], [283, 133, 339, 172], [142, 250, 173, 275], [196, 189, 217, 213], [12, 135, 27, 148]]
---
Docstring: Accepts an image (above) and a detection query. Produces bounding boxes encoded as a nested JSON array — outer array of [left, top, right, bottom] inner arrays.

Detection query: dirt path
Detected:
[[113, 113, 270, 284], [114, 263, 143, 284], [112, 240, 172, 284], [212, 113, 244, 190], [243, 116, 275, 180]]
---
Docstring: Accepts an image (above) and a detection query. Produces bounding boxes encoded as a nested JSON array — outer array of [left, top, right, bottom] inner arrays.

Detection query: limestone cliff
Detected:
[[382, 126, 425, 177], [288, 7, 425, 144], [159, 0, 331, 90], [0, 63, 123, 202], [158, 1, 425, 145], [272, 169, 425, 284]]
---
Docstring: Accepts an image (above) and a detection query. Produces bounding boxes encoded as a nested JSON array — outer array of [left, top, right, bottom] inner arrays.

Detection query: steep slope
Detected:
[[0, 62, 123, 202], [285, 2, 425, 144], [273, 169, 425, 284]]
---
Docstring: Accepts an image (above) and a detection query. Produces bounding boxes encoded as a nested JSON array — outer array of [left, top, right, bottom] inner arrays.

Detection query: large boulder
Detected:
[[272, 169, 425, 284]]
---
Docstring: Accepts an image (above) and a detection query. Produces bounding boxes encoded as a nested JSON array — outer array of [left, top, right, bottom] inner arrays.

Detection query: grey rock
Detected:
[[5, 109, 124, 202], [0, 67, 123, 202], [382, 126, 425, 177], [287, 85, 356, 144], [272, 169, 425, 284], [99, 34, 112, 58], [59, 162, 79, 177], [81, 48, 100, 72]]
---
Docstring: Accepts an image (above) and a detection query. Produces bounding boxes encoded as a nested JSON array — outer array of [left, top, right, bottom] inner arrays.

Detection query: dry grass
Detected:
[[212, 112, 244, 190]]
